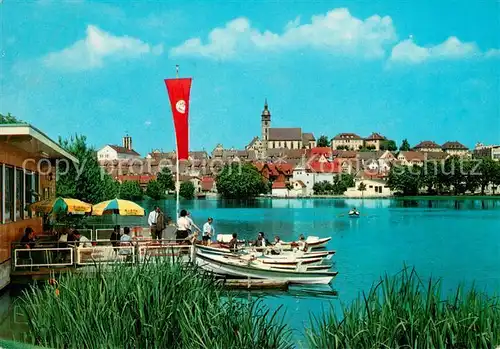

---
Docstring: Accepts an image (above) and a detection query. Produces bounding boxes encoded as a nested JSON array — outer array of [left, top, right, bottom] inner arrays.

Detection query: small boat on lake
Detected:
[[215, 235, 332, 251], [348, 209, 360, 218], [196, 244, 335, 261], [196, 252, 337, 285]]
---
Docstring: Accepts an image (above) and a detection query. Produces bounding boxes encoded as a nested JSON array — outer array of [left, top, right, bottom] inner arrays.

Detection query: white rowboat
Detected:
[[196, 252, 337, 285]]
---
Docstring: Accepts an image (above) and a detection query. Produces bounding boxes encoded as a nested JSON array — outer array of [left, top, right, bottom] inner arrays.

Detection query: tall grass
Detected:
[[20, 260, 292, 349], [305, 267, 500, 349]]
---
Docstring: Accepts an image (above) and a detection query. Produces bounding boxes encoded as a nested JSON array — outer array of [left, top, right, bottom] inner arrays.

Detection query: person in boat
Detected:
[[271, 236, 283, 255], [297, 234, 308, 252], [202, 217, 214, 246], [349, 207, 359, 215], [254, 232, 271, 248], [228, 233, 238, 252]]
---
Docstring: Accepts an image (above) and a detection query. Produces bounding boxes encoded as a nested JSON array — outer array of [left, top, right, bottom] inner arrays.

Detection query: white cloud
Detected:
[[43, 25, 163, 71], [170, 8, 397, 60], [144, 120, 152, 127], [389, 36, 484, 64]]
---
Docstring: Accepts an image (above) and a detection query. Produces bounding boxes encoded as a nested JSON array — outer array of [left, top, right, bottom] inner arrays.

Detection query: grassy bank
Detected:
[[19, 261, 291, 349], [306, 268, 500, 348], [18, 265, 500, 348]]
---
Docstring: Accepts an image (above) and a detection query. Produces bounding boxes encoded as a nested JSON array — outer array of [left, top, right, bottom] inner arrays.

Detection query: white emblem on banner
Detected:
[[175, 100, 186, 114]]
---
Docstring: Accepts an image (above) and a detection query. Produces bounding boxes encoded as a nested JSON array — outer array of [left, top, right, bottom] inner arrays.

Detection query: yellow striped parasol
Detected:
[[91, 199, 145, 216], [29, 197, 92, 215]]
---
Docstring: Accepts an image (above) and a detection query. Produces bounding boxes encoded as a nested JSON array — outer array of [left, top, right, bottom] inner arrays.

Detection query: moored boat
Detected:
[[196, 252, 337, 285]]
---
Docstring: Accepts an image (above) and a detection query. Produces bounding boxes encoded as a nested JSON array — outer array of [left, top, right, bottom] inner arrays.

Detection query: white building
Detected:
[[98, 135, 141, 161], [345, 179, 393, 197]]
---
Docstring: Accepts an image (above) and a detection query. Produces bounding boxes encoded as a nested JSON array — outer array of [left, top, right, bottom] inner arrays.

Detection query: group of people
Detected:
[[176, 209, 215, 245], [225, 232, 308, 254]]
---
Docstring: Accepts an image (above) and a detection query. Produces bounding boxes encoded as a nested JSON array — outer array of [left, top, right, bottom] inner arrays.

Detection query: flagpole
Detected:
[[175, 65, 180, 219]]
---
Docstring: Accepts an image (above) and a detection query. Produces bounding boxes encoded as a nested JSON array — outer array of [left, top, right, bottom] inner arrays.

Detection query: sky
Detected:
[[0, 0, 499, 156]]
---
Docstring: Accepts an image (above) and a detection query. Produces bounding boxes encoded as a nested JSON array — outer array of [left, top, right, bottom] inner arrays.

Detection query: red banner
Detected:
[[164, 78, 192, 160]]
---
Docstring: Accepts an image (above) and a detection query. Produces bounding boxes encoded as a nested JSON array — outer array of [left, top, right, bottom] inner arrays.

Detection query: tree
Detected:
[[477, 158, 497, 195], [317, 135, 330, 147], [358, 182, 367, 197], [380, 140, 397, 151], [119, 181, 143, 201], [145, 180, 164, 200], [387, 165, 421, 196], [0, 112, 25, 124], [157, 167, 175, 193], [179, 181, 195, 199], [57, 134, 119, 204], [216, 163, 268, 199], [399, 139, 411, 151]]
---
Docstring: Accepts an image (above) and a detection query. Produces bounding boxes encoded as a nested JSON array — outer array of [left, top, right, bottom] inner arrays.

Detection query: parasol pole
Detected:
[[175, 64, 180, 218]]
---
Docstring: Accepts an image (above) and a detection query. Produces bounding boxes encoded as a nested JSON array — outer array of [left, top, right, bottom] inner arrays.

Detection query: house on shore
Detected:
[[97, 134, 141, 161], [0, 124, 78, 291]]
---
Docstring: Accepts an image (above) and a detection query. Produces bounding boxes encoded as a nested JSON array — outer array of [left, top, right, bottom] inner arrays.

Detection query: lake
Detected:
[[1, 198, 499, 346]]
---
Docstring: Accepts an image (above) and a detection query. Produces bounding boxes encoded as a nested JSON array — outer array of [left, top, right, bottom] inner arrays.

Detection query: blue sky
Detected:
[[1, 0, 499, 155]]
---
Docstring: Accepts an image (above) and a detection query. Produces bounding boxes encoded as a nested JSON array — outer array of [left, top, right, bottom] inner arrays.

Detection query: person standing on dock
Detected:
[[156, 208, 166, 242], [202, 217, 214, 246], [148, 206, 159, 240], [176, 209, 192, 242]]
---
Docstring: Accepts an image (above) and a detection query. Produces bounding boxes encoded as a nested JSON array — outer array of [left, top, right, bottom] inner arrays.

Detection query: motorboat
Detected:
[[196, 251, 337, 285]]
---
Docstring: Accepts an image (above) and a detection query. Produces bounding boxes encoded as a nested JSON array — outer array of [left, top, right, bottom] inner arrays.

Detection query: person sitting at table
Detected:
[[119, 227, 134, 257], [73, 231, 92, 248], [110, 225, 121, 251], [20, 227, 36, 250]]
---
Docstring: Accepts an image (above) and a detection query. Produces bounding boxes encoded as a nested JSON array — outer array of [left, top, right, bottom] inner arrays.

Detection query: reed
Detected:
[[19, 260, 292, 349], [305, 267, 500, 349]]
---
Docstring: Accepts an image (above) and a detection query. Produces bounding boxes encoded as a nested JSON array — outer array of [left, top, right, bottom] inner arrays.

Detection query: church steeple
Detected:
[[261, 99, 271, 156], [261, 99, 271, 120]]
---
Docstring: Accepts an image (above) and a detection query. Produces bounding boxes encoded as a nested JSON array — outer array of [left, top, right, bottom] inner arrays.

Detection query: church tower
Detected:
[[261, 99, 271, 151]]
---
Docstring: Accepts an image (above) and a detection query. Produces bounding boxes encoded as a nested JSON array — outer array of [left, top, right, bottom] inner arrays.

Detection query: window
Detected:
[[5, 166, 14, 222], [16, 169, 24, 220], [25, 172, 35, 218]]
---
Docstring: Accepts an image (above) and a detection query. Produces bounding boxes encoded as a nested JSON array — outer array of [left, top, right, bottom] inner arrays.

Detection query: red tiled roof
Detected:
[[307, 160, 341, 173], [365, 132, 386, 141], [116, 175, 156, 184], [201, 177, 215, 191], [108, 145, 140, 156], [332, 150, 358, 158], [414, 141, 441, 149], [442, 141, 468, 150], [309, 147, 332, 156], [272, 181, 287, 189], [268, 128, 302, 141], [333, 133, 362, 140], [398, 151, 425, 162]]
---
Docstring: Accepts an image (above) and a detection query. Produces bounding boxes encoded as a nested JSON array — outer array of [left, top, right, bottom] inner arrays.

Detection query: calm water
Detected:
[[1, 198, 499, 345]]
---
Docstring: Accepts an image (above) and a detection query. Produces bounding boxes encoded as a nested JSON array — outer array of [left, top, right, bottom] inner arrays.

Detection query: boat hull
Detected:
[[196, 252, 337, 285]]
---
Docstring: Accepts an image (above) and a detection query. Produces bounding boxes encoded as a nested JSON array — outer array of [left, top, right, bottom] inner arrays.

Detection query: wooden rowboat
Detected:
[[196, 252, 337, 285]]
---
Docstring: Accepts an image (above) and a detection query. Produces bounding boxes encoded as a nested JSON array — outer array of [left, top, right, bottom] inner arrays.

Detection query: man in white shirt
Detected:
[[148, 206, 159, 240], [202, 218, 214, 246]]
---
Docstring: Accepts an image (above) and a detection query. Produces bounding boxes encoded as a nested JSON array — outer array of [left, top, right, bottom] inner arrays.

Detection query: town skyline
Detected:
[[1, 1, 499, 156]]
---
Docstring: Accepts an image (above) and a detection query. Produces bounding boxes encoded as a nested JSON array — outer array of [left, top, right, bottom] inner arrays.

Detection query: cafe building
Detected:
[[0, 124, 77, 290]]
